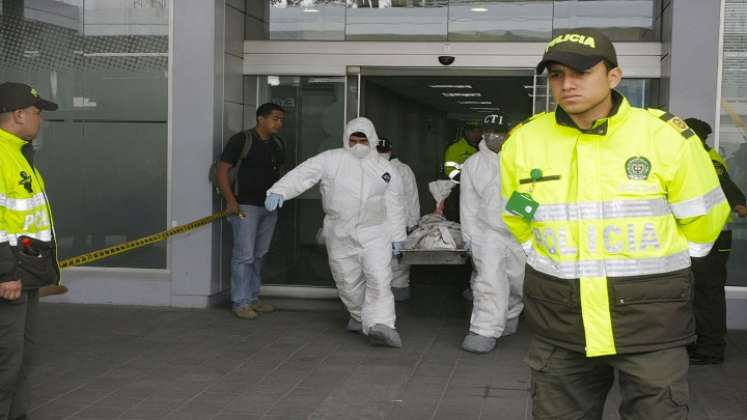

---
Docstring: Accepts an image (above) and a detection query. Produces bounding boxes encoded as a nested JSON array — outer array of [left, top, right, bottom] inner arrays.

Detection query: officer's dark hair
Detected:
[[0, 112, 11, 125], [256, 102, 285, 119], [684, 118, 712, 141], [603, 60, 616, 72]]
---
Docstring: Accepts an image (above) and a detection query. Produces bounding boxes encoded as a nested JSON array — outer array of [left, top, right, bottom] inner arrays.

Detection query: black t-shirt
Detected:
[[220, 129, 284, 206]]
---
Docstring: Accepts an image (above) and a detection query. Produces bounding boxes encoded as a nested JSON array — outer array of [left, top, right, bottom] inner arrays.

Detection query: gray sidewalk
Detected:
[[28, 285, 747, 420]]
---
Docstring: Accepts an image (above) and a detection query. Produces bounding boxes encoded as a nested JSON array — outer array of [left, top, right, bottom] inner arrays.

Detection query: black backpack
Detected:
[[209, 130, 285, 195]]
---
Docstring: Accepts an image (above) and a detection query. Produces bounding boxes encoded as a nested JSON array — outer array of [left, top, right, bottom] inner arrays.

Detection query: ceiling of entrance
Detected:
[[364, 75, 535, 122]]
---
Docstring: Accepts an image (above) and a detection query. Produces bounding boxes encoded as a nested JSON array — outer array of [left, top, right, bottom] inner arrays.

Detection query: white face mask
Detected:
[[351, 144, 370, 159]]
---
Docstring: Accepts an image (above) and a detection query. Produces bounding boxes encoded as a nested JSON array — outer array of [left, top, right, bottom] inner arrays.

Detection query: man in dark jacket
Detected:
[[685, 117, 747, 365]]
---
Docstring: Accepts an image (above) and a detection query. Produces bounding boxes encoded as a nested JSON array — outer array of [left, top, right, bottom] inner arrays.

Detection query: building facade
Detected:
[[2, 0, 746, 327]]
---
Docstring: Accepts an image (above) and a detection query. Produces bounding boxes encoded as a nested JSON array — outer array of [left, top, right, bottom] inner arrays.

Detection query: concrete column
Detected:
[[170, 0, 224, 307], [662, 0, 721, 126]]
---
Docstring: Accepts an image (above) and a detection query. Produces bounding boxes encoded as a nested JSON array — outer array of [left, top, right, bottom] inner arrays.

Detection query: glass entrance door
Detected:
[[256, 68, 661, 288]]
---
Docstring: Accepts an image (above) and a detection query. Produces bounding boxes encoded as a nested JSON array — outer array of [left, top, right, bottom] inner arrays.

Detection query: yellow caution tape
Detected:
[[58, 211, 228, 269]]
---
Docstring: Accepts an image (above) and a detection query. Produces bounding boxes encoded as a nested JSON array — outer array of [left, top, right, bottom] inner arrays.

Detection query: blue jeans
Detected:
[[229, 204, 278, 309]]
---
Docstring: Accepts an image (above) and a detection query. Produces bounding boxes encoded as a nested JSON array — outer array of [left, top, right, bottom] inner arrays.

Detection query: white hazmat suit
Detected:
[[460, 139, 526, 344], [383, 156, 420, 294], [268, 118, 407, 338]]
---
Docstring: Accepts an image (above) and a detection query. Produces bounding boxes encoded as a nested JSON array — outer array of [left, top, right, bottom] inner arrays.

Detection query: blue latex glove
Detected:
[[464, 240, 472, 256], [264, 193, 284, 211], [392, 241, 404, 257]]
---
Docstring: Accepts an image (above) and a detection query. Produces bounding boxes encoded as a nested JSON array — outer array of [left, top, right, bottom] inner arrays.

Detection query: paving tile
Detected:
[[120, 407, 175, 420], [74, 404, 129, 418], [27, 289, 747, 420], [29, 403, 85, 420]]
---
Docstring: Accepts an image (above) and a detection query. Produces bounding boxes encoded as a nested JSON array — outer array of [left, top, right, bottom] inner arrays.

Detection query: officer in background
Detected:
[[501, 30, 730, 419], [442, 121, 482, 222], [684, 117, 747, 365], [0, 82, 60, 419]]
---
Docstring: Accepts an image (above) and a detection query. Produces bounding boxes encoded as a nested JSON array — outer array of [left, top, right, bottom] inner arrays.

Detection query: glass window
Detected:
[[346, 0, 448, 41], [257, 76, 346, 286], [720, 0, 747, 287], [266, 0, 662, 41], [0, 0, 169, 269], [552, 0, 660, 42], [269, 0, 346, 40], [616, 78, 660, 108], [448, 0, 553, 42]]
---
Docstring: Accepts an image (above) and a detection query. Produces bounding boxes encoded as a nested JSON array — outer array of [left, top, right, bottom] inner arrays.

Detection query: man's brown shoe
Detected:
[[233, 306, 258, 319], [251, 301, 274, 313]]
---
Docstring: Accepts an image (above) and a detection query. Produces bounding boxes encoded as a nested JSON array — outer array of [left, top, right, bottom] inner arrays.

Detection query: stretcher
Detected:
[[398, 249, 469, 265]]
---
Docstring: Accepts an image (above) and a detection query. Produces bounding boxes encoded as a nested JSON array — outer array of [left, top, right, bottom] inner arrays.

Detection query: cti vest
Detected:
[[0, 128, 59, 287], [501, 92, 730, 357], [443, 137, 477, 182]]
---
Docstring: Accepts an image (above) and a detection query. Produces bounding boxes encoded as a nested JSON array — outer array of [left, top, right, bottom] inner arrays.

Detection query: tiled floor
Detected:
[[28, 281, 747, 419]]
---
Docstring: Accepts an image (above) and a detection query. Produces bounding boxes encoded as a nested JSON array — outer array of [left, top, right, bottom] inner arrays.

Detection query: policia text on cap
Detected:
[[501, 29, 730, 420]]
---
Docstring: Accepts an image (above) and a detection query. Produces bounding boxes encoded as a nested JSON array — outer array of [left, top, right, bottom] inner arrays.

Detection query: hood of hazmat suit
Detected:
[[344, 117, 378, 159]]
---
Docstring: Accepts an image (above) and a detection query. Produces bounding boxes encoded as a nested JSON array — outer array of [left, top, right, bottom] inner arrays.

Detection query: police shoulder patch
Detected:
[[509, 112, 545, 135], [654, 111, 696, 139]]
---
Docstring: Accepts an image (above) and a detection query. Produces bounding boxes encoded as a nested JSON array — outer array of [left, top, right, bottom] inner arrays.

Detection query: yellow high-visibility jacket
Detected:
[[500, 92, 730, 357], [0, 128, 59, 289], [443, 137, 477, 182]]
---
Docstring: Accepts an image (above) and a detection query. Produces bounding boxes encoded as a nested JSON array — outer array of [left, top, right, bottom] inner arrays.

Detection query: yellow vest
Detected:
[[0, 128, 59, 287], [501, 94, 730, 356], [443, 138, 477, 181]]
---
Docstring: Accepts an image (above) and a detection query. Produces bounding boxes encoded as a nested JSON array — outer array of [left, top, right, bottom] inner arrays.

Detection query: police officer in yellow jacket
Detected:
[[683, 117, 747, 365], [0, 82, 60, 419], [442, 121, 482, 222], [500, 30, 730, 419]]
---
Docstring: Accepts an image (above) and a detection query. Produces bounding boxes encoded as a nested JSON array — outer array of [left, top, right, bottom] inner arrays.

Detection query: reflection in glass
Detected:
[[258, 76, 345, 286], [346, 0, 448, 41], [720, 0, 747, 286], [552, 0, 659, 41], [0, 1, 169, 269], [270, 0, 346, 40], [267, 0, 662, 41], [448, 0, 553, 42]]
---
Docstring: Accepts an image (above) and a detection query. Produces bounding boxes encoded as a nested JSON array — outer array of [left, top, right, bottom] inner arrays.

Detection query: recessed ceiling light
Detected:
[[442, 92, 481, 97], [303, 8, 319, 13], [471, 107, 502, 110], [458, 101, 491, 105], [471, 7, 488, 12], [429, 84, 472, 89], [268, 76, 280, 86]]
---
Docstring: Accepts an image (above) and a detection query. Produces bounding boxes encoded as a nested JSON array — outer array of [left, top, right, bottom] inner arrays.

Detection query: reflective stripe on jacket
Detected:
[[443, 138, 477, 181], [500, 92, 730, 357], [0, 128, 59, 287]]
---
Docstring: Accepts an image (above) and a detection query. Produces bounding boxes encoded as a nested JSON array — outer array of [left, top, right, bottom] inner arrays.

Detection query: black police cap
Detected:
[[537, 28, 618, 74], [0, 82, 58, 113]]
